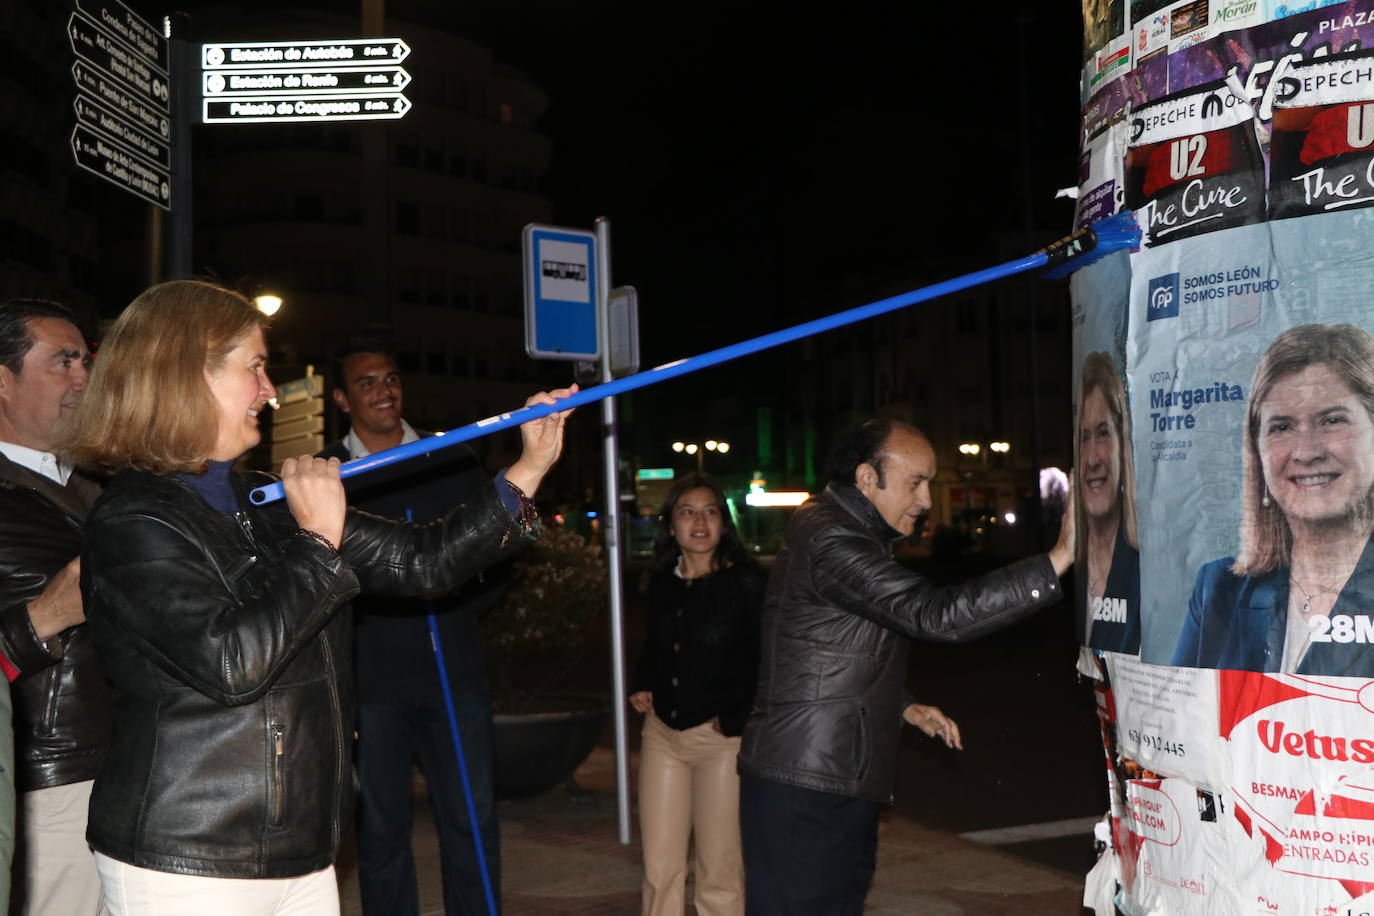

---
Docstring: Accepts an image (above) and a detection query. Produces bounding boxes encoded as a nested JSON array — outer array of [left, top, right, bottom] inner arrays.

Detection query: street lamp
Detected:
[[254, 294, 283, 316], [672, 439, 731, 473]]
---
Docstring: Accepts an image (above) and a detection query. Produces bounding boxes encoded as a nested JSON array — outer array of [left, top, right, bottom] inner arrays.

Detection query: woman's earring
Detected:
[[1261, 490, 1271, 508]]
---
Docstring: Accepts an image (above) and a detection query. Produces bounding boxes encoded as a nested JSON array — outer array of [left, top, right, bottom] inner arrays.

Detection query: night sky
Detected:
[[111, 1, 1087, 385], [428, 2, 1086, 358]]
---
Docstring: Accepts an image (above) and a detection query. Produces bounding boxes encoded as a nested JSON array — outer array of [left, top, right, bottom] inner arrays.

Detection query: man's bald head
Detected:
[[830, 419, 936, 536], [828, 418, 929, 487]]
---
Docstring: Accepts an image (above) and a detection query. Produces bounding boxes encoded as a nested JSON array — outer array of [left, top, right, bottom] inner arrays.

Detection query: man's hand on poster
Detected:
[[904, 703, 963, 750], [1049, 470, 1076, 575]]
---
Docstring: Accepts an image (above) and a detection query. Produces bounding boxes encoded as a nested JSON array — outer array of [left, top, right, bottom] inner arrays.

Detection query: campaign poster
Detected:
[[1130, 215, 1374, 674], [1072, 253, 1143, 655], [1219, 671, 1374, 910], [1126, 80, 1267, 246], [1269, 49, 1374, 219]]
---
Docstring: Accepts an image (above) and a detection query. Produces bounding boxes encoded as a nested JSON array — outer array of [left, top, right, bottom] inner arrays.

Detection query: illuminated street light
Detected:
[[990, 441, 1011, 453], [672, 439, 731, 472], [959, 443, 981, 455], [254, 294, 283, 316]]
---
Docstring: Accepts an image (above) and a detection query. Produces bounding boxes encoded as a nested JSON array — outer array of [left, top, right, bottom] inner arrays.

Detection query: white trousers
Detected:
[[94, 854, 340, 916], [20, 779, 105, 915]]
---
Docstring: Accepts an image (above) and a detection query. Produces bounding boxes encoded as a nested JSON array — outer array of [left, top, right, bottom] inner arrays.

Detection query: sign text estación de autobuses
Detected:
[[201, 39, 410, 69], [200, 39, 412, 125]]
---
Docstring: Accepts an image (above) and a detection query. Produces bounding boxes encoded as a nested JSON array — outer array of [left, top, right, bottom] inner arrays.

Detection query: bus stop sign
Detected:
[[523, 224, 600, 361]]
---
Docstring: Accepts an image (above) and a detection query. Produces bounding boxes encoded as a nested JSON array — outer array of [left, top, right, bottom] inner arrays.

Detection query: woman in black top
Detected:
[[629, 474, 765, 916]]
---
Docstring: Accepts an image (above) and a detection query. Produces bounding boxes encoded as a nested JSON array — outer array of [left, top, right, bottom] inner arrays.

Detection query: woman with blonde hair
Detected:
[[1173, 323, 1374, 674], [66, 280, 572, 915], [1077, 351, 1141, 654]]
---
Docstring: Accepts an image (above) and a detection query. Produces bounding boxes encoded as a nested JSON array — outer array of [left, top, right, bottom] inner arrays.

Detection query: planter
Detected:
[[492, 697, 610, 798]]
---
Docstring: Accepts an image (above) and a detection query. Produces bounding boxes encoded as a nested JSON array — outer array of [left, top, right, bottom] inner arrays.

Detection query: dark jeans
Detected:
[[356, 697, 501, 916], [739, 771, 881, 916]]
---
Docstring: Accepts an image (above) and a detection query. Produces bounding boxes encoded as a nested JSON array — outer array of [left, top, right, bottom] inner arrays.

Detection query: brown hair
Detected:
[[64, 280, 267, 475], [1076, 351, 1139, 551], [1233, 323, 1374, 576]]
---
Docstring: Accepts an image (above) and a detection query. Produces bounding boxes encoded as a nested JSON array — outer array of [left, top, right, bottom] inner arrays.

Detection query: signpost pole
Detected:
[[596, 217, 632, 846], [167, 11, 193, 279]]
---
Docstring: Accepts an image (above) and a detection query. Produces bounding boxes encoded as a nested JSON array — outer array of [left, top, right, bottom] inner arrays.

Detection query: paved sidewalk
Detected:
[[337, 747, 1089, 914]]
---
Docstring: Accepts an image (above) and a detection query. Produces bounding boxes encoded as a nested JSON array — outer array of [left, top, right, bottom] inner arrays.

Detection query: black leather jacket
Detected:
[[82, 469, 533, 879], [0, 453, 111, 791], [738, 483, 1061, 803]]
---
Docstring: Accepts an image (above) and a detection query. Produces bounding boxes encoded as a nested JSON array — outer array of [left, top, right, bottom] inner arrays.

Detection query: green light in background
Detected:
[[637, 468, 675, 480]]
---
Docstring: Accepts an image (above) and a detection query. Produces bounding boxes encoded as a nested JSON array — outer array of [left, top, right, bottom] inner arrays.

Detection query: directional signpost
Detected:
[[200, 39, 411, 125], [67, 0, 171, 209]]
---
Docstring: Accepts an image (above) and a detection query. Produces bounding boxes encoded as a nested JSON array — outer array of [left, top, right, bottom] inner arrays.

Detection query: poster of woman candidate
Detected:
[[1072, 252, 1144, 655], [1131, 216, 1374, 677]]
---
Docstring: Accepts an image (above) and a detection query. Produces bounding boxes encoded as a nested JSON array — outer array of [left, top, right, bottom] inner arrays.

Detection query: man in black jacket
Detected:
[[0, 299, 108, 914], [320, 344, 504, 916], [737, 419, 1074, 914]]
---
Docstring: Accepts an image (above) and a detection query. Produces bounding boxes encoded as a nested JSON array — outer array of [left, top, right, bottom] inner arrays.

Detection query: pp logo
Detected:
[[1147, 273, 1180, 321]]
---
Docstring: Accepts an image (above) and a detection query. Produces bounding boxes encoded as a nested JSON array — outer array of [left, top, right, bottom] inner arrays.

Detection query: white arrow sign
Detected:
[[203, 66, 410, 96], [201, 38, 411, 69], [202, 94, 412, 124]]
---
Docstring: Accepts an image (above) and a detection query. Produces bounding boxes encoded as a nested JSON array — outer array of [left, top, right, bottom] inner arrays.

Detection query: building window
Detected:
[[393, 133, 419, 168], [396, 202, 419, 235], [425, 272, 445, 306]]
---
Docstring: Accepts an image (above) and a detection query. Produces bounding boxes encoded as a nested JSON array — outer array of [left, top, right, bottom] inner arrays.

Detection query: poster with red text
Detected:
[[1219, 671, 1374, 910], [1118, 777, 1240, 914]]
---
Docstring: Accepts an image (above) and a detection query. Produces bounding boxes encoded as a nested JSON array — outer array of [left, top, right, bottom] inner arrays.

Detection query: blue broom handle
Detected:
[[250, 248, 1050, 505], [427, 612, 500, 916]]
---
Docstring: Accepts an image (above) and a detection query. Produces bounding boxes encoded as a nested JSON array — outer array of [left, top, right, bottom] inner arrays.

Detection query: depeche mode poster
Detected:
[[1269, 49, 1374, 220], [1126, 80, 1267, 246]]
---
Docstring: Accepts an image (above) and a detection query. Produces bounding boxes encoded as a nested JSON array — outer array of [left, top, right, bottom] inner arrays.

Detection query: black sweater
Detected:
[[632, 561, 766, 737]]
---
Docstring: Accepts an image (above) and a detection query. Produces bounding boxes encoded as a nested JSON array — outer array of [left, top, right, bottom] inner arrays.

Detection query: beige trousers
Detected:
[[638, 712, 744, 916], [20, 779, 105, 915]]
